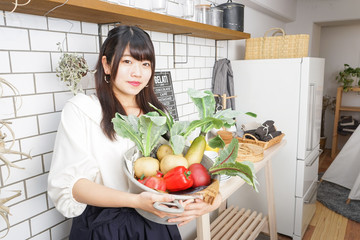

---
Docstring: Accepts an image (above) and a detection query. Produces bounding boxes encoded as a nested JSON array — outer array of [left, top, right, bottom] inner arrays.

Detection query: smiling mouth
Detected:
[[128, 81, 141, 87]]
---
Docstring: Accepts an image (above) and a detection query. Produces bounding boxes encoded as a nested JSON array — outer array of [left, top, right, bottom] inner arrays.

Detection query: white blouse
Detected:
[[47, 93, 135, 218]]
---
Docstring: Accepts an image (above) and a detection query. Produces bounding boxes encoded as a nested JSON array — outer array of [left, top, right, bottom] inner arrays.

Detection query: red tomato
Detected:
[[188, 163, 211, 188], [142, 176, 167, 192]]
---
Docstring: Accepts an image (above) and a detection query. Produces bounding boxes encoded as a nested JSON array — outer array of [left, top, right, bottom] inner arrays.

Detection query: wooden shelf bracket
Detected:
[[173, 33, 191, 66]]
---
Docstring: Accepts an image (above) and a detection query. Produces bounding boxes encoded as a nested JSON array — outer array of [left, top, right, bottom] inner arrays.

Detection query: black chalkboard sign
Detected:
[[154, 71, 179, 121]]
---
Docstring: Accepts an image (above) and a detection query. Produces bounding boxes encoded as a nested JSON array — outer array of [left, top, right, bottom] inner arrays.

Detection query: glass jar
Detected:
[[195, 4, 210, 24], [151, 0, 167, 14], [182, 0, 195, 20]]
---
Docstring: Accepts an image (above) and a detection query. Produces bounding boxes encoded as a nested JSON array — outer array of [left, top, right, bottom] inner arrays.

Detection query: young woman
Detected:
[[48, 25, 221, 240]]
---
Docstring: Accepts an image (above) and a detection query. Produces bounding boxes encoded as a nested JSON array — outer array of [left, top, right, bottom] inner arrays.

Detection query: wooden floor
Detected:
[[275, 149, 360, 240]]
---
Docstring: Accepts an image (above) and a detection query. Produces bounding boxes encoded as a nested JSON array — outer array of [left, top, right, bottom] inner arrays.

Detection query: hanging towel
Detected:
[[212, 58, 236, 110]]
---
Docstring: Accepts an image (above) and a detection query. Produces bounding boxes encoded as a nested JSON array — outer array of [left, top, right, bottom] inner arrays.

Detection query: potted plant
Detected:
[[336, 64, 360, 92], [320, 95, 336, 150], [56, 43, 95, 95]]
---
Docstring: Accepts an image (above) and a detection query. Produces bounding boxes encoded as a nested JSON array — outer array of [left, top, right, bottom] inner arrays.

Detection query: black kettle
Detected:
[[217, 0, 244, 32]]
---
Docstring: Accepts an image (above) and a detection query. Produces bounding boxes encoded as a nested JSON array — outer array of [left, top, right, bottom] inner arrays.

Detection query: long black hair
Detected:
[[95, 25, 166, 140]]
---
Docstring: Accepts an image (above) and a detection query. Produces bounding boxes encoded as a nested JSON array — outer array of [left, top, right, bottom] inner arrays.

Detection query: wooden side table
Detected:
[[196, 140, 286, 240]]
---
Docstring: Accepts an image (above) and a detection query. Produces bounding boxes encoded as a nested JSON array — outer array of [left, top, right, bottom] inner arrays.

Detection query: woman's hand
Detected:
[[136, 192, 182, 218], [168, 194, 222, 226]]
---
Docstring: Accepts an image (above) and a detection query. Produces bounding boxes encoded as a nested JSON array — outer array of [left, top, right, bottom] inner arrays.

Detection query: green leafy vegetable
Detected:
[[209, 138, 258, 191], [149, 103, 174, 130], [112, 112, 167, 157], [208, 135, 225, 149]]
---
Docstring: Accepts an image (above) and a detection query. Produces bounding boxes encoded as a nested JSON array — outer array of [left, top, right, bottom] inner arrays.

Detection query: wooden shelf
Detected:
[[204, 206, 268, 240], [339, 106, 360, 112], [331, 86, 360, 158], [0, 0, 250, 40]]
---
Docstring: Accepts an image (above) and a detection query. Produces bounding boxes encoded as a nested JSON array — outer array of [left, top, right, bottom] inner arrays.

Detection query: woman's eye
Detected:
[[143, 62, 151, 67], [123, 59, 131, 64]]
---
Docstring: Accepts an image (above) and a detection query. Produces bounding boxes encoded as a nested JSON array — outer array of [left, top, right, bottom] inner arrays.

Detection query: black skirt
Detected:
[[69, 205, 182, 240]]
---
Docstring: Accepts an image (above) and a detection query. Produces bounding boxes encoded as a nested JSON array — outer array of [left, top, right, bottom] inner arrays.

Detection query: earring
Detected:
[[145, 84, 149, 88], [104, 75, 110, 84]]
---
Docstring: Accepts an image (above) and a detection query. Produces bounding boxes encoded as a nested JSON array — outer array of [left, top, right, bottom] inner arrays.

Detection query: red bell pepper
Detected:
[[164, 166, 193, 192]]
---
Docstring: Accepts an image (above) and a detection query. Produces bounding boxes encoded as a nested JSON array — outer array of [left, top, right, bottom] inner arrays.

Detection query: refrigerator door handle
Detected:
[[306, 149, 323, 167], [306, 84, 316, 151]]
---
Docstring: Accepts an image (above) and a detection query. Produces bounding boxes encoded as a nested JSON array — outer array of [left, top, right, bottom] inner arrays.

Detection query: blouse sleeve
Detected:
[[47, 101, 100, 218]]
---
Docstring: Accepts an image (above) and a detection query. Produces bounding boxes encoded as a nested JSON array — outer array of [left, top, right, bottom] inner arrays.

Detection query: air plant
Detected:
[[0, 121, 29, 179], [0, 77, 30, 238], [0, 190, 21, 238], [56, 42, 95, 95], [0, 77, 22, 111]]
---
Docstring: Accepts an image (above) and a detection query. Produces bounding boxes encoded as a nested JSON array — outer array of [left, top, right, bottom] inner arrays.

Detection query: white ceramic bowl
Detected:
[[123, 145, 215, 224]]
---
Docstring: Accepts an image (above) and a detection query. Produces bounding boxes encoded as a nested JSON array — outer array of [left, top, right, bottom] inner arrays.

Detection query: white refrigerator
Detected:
[[228, 57, 324, 239]]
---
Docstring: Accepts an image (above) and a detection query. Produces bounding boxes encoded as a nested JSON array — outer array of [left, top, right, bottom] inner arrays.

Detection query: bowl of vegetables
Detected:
[[123, 140, 216, 225], [114, 88, 259, 224]]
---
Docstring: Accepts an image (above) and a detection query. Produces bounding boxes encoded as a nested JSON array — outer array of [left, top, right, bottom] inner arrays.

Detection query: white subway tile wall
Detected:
[[43, 153, 53, 172], [10, 52, 52, 73], [0, 182, 26, 206], [0, 97, 15, 118], [35, 73, 68, 93], [2, 141, 21, 162], [3, 116, 38, 139], [0, 221, 31, 240], [30, 208, 65, 235], [5, 12, 47, 30], [16, 94, 54, 117], [29, 30, 67, 52], [28, 231, 51, 240], [48, 18, 82, 33], [0, 74, 35, 96], [26, 173, 49, 198], [0, 0, 227, 237], [8, 194, 47, 225], [0, 27, 29, 50], [1, 156, 43, 184], [0, 51, 10, 73], [38, 112, 62, 134], [50, 219, 72, 240], [81, 22, 98, 35], [67, 34, 97, 52], [0, 14, 4, 25]]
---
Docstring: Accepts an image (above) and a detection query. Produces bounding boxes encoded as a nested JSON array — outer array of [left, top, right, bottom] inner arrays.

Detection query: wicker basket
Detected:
[[245, 28, 309, 60], [236, 133, 285, 150], [236, 143, 264, 163], [217, 130, 234, 144]]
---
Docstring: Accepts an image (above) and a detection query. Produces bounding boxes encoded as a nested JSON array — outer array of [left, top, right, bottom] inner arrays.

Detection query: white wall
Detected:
[[0, 0, 293, 239], [0, 1, 221, 238], [227, 6, 287, 60], [231, 0, 297, 22], [286, 0, 360, 149], [286, 0, 360, 56], [319, 23, 360, 149]]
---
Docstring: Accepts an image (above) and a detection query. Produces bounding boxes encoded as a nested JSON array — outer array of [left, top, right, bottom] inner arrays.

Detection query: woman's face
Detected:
[[110, 46, 152, 101]]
